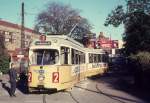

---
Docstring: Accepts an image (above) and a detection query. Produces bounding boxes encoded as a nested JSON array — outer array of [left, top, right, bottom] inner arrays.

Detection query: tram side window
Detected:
[[71, 49, 81, 64], [72, 49, 77, 64], [98, 54, 102, 62], [72, 49, 75, 64], [101, 54, 109, 62], [61, 47, 69, 64], [95, 54, 99, 63], [80, 52, 85, 64], [89, 53, 93, 63]]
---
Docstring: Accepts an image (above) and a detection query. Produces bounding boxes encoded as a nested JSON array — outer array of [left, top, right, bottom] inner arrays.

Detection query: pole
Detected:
[[21, 2, 25, 49], [20, 2, 25, 73], [68, 23, 78, 38]]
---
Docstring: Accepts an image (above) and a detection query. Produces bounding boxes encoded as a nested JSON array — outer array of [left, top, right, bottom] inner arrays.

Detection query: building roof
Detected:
[[0, 19, 40, 34]]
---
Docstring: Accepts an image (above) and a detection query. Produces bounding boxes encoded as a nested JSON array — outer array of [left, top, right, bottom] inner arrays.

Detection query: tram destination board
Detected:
[[35, 41, 51, 45]]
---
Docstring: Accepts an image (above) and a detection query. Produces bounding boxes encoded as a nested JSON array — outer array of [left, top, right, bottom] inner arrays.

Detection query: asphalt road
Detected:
[[0, 72, 149, 103]]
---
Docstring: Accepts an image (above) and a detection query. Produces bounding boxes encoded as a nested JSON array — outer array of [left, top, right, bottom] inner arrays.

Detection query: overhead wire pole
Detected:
[[21, 2, 25, 49], [20, 1, 25, 73]]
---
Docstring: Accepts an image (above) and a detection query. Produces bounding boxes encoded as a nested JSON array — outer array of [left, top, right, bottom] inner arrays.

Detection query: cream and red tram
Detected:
[[28, 35, 108, 92]]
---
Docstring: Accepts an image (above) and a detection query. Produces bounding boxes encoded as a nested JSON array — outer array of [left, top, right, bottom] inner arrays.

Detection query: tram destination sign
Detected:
[[35, 41, 51, 45]]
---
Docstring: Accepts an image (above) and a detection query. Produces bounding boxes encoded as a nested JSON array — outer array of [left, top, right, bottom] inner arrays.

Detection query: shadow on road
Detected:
[[88, 66, 150, 103], [1, 82, 11, 96], [17, 72, 28, 94]]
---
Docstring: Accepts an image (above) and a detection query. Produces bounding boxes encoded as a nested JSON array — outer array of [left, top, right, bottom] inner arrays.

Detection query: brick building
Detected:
[[0, 20, 40, 72], [0, 20, 40, 54]]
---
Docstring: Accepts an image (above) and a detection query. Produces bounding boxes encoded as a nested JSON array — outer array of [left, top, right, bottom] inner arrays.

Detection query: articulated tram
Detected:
[[28, 35, 108, 92]]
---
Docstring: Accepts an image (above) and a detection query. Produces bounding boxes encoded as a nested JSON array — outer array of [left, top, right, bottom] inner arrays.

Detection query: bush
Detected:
[[130, 51, 150, 71], [0, 55, 9, 74], [129, 52, 150, 86]]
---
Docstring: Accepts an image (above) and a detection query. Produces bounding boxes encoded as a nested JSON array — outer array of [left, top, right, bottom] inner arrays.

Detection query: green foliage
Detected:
[[123, 12, 150, 55], [105, 0, 150, 56], [0, 33, 9, 74], [105, 0, 150, 27], [127, 0, 150, 13], [130, 52, 150, 71], [0, 55, 9, 74], [104, 5, 125, 27]]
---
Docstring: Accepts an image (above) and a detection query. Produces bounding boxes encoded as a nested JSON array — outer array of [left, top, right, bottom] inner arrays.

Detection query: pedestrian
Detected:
[[9, 63, 17, 97]]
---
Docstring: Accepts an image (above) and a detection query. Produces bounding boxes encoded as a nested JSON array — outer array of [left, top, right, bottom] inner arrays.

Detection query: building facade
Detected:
[[0, 20, 40, 72], [0, 20, 40, 54]]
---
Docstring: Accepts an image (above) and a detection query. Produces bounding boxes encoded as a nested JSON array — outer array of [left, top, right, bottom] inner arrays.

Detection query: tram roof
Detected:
[[30, 35, 84, 49], [30, 35, 106, 54]]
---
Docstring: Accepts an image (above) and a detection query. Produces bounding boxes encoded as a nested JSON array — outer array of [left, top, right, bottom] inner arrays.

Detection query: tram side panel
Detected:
[[85, 53, 108, 77]]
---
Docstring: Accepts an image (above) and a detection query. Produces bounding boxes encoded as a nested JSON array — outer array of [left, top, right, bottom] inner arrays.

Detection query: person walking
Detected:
[[9, 63, 17, 97]]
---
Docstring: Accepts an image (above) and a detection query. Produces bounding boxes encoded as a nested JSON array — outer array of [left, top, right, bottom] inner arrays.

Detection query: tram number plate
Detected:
[[52, 72, 59, 83]]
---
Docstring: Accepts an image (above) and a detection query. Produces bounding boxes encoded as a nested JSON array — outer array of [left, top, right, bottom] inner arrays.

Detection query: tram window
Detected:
[[94, 54, 96, 63], [101, 54, 109, 62], [89, 53, 93, 63], [72, 49, 75, 64], [99, 54, 102, 62], [31, 49, 59, 65], [71, 49, 82, 64], [95, 54, 99, 63], [61, 47, 69, 64], [98, 54, 101, 62], [80, 52, 85, 64], [72, 49, 77, 64], [83, 54, 85, 63], [76, 53, 79, 64]]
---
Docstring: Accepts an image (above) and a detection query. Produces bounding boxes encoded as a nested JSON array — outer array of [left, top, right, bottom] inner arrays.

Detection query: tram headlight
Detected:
[[38, 75, 45, 81], [53, 39, 57, 43]]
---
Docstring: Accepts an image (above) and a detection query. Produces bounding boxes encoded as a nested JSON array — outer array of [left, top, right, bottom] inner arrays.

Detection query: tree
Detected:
[[105, 0, 150, 55], [35, 2, 92, 42], [105, 0, 150, 86], [124, 12, 150, 55], [105, 0, 150, 27], [0, 34, 9, 74], [0, 34, 5, 55]]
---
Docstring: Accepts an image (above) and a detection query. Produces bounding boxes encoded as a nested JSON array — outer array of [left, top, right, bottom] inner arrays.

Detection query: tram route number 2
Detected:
[[52, 72, 59, 83]]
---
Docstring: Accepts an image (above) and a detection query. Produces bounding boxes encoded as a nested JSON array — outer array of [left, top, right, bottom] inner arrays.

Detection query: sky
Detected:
[[0, 0, 126, 40]]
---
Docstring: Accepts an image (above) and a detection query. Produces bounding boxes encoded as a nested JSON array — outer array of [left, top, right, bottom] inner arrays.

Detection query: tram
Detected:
[[28, 35, 108, 92]]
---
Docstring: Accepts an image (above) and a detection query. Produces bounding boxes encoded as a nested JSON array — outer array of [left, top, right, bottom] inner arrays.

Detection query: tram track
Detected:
[[74, 83, 125, 103], [66, 91, 80, 103], [74, 84, 132, 103], [40, 84, 133, 103]]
